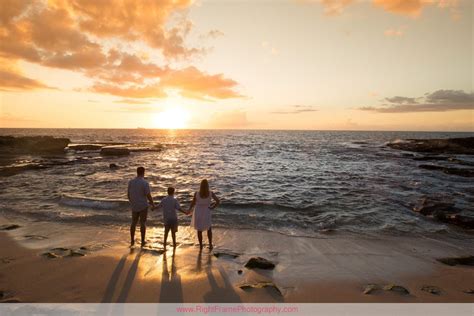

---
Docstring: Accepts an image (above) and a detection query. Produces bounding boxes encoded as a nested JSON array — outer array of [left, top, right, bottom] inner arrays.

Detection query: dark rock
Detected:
[[0, 164, 49, 177], [387, 137, 474, 155], [421, 285, 441, 295], [463, 289, 474, 294], [109, 163, 119, 169], [239, 281, 282, 296], [244, 257, 276, 270], [100, 146, 130, 156], [413, 198, 458, 216], [383, 284, 410, 295], [51, 247, 69, 252], [0, 136, 70, 154], [68, 144, 103, 151], [434, 214, 474, 230], [419, 164, 474, 177], [238, 270, 243, 275], [363, 284, 378, 295], [436, 256, 474, 266], [0, 224, 21, 231]]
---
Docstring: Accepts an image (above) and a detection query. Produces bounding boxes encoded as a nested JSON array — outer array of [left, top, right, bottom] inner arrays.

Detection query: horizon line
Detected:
[[0, 127, 473, 133]]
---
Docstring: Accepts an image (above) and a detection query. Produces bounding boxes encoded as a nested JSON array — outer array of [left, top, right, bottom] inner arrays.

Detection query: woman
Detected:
[[188, 179, 220, 250]]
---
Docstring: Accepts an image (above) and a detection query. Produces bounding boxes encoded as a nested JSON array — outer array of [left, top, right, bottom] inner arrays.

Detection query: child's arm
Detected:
[[176, 199, 188, 214]]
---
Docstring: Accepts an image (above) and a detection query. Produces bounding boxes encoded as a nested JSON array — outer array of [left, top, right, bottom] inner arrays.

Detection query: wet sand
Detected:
[[0, 220, 473, 303]]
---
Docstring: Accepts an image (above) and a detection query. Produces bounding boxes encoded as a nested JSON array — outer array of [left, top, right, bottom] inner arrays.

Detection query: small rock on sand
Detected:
[[463, 289, 474, 294], [0, 224, 21, 231], [66, 250, 85, 257], [213, 250, 241, 259], [363, 284, 378, 295], [41, 252, 60, 259], [244, 257, 276, 270], [421, 285, 441, 295], [239, 281, 283, 296], [383, 284, 410, 295], [238, 270, 243, 275]]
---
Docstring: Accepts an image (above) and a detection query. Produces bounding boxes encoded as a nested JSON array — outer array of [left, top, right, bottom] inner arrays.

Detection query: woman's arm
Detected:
[[210, 192, 220, 209], [188, 193, 196, 213]]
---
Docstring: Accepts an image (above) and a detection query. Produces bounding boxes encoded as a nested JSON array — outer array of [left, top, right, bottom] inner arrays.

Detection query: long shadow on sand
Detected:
[[158, 249, 184, 302], [100, 248, 142, 303], [198, 250, 241, 303], [117, 250, 142, 302]]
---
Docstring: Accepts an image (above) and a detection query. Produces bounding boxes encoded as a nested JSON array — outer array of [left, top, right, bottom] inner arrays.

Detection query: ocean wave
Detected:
[[59, 194, 129, 210]]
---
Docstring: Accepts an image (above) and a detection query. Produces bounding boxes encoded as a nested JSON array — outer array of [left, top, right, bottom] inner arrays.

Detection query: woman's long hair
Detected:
[[199, 179, 210, 198]]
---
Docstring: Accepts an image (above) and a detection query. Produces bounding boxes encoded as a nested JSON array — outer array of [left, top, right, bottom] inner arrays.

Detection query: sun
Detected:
[[153, 106, 190, 129]]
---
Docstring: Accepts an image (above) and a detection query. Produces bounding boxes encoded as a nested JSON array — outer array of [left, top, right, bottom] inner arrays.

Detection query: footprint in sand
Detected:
[[41, 247, 87, 259], [23, 235, 48, 241], [0, 290, 21, 303], [0, 224, 21, 231]]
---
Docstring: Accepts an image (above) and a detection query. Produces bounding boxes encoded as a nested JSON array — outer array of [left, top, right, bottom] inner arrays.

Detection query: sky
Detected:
[[0, 0, 472, 131]]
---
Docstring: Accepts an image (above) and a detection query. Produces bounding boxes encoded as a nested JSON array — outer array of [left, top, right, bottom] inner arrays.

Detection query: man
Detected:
[[127, 167, 154, 247]]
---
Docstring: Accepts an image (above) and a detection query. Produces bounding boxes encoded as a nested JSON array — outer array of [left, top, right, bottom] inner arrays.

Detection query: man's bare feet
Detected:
[[141, 241, 147, 248], [130, 240, 135, 247], [208, 244, 214, 250]]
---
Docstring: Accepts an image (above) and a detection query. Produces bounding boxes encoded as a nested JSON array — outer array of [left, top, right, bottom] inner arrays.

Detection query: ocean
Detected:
[[1, 129, 473, 239]]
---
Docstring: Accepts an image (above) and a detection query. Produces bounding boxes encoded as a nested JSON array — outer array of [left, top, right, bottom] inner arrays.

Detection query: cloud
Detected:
[[359, 89, 474, 113], [160, 67, 242, 100], [271, 105, 318, 114], [0, 0, 240, 100], [206, 30, 225, 39], [300, 0, 460, 18], [384, 27, 405, 37], [300, 0, 355, 16], [111, 106, 158, 113], [114, 99, 152, 105], [0, 113, 40, 123], [0, 66, 53, 91], [373, 0, 460, 18]]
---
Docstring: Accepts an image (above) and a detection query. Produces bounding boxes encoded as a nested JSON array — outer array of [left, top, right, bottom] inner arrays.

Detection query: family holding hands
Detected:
[[127, 167, 220, 251]]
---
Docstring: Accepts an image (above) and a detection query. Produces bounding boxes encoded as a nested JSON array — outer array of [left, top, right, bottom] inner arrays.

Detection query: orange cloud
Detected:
[[0, 0, 240, 100], [300, 0, 460, 18], [373, 0, 459, 18], [0, 62, 52, 91], [161, 67, 242, 100]]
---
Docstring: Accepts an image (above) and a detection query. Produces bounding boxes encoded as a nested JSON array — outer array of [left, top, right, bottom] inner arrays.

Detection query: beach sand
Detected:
[[0, 219, 473, 303]]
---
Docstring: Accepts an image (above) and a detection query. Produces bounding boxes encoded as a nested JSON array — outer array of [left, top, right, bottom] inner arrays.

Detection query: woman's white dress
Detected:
[[191, 191, 212, 231]]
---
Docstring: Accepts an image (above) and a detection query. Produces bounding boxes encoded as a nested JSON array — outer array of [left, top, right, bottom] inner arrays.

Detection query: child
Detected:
[[156, 187, 186, 249]]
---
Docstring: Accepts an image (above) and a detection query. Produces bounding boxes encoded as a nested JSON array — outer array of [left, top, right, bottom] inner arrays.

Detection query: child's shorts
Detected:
[[164, 217, 178, 233]]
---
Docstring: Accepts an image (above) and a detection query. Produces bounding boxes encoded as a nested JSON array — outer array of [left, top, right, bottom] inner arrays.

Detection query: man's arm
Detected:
[[127, 182, 131, 201], [147, 193, 155, 208], [145, 183, 154, 207]]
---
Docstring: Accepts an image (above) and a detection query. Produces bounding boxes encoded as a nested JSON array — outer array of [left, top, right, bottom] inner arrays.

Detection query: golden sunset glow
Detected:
[[0, 0, 472, 131], [153, 106, 190, 129]]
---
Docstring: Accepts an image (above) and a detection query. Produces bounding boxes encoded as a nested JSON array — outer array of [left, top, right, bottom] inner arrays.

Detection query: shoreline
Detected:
[[1, 218, 473, 303]]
